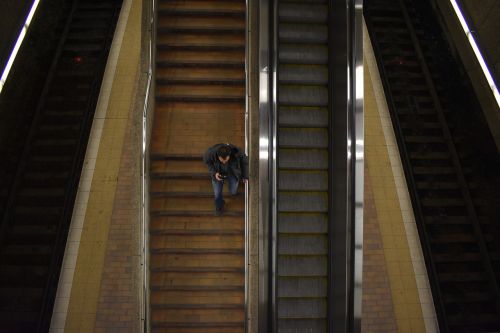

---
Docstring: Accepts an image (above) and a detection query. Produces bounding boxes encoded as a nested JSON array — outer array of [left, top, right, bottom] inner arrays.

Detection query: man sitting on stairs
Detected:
[[203, 143, 249, 216]]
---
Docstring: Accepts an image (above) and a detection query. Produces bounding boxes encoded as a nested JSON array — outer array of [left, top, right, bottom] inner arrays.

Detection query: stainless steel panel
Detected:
[[259, 0, 272, 330], [329, 0, 363, 332]]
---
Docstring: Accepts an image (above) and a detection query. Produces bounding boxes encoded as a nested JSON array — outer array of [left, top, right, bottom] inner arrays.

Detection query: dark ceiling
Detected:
[[0, 0, 33, 74]]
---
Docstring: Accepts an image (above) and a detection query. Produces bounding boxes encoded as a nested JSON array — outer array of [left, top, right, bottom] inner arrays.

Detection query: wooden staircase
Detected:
[[150, 0, 246, 331]]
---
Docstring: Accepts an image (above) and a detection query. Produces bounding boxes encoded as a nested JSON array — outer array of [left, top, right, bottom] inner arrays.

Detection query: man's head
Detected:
[[217, 145, 231, 164]]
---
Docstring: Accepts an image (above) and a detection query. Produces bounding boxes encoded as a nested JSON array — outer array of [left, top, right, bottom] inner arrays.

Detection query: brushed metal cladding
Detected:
[[258, 0, 271, 330]]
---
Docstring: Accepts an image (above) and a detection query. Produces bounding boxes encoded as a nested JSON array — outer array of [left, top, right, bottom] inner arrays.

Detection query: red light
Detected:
[[74, 56, 83, 64]]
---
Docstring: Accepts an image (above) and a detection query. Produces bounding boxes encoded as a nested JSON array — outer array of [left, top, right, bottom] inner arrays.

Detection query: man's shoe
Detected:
[[214, 208, 223, 216]]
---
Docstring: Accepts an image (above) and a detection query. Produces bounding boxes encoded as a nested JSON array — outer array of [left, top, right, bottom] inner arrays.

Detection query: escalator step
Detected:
[[279, 64, 328, 85], [278, 235, 328, 255], [277, 277, 327, 297], [279, 23, 327, 43], [279, 128, 328, 148], [278, 256, 327, 276], [279, 170, 328, 191], [278, 213, 328, 233], [279, 44, 328, 64], [279, 3, 328, 23], [277, 298, 326, 318], [278, 148, 328, 169], [279, 106, 328, 127], [279, 85, 328, 106], [277, 319, 326, 332], [278, 191, 328, 212]]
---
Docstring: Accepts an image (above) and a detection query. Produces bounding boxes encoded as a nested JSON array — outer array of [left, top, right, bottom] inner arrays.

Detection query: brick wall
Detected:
[[94, 105, 141, 332], [362, 166, 398, 332]]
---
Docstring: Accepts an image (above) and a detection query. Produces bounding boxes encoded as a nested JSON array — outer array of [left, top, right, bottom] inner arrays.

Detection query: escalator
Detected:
[[259, 0, 364, 331], [0, 0, 122, 331], [275, 0, 330, 330], [365, 0, 500, 331]]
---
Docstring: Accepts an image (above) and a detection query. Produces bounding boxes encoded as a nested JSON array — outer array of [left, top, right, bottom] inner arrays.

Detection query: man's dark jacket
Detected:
[[203, 143, 249, 181]]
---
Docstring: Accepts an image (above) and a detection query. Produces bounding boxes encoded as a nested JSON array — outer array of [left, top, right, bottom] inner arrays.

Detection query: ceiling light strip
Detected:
[[0, 0, 41, 94], [449, 0, 500, 108]]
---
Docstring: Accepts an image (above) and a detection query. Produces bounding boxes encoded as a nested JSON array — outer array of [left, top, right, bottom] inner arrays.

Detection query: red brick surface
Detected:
[[362, 166, 398, 332], [94, 111, 141, 332]]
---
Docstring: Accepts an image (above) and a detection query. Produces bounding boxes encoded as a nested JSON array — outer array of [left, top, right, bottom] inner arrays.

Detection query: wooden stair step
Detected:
[[151, 285, 244, 291], [159, 16, 245, 31], [151, 303, 243, 309], [150, 229, 243, 235], [156, 67, 244, 83], [151, 192, 222, 198], [150, 178, 215, 194], [159, 1, 245, 15], [150, 215, 244, 232], [151, 197, 244, 211], [151, 248, 244, 254], [151, 266, 244, 273], [154, 101, 244, 114], [156, 50, 245, 65], [151, 322, 244, 328], [151, 172, 209, 179], [156, 84, 244, 99], [157, 33, 244, 49], [150, 271, 243, 288], [150, 158, 206, 173], [150, 153, 201, 161], [151, 210, 244, 217], [151, 234, 243, 250]]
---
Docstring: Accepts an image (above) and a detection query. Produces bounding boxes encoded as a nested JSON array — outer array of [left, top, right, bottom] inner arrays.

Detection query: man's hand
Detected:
[[242, 178, 248, 183], [215, 173, 223, 181]]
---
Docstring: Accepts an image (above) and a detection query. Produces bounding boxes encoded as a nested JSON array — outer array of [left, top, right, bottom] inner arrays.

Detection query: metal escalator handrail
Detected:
[[258, 0, 272, 329], [244, 0, 250, 329], [328, 0, 364, 332], [140, 0, 156, 332]]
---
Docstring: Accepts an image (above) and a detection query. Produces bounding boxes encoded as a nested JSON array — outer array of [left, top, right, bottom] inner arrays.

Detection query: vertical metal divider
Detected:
[[351, 0, 364, 331], [271, 0, 279, 328], [258, 0, 272, 330], [244, 0, 249, 330], [329, 0, 363, 332], [141, 0, 156, 332]]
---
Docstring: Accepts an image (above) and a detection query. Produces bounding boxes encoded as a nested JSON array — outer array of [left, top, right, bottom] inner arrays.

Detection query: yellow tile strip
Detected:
[[363, 21, 429, 332], [60, 0, 141, 331]]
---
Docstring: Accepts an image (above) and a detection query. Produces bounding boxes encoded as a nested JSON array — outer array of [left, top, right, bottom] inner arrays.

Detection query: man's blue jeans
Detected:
[[212, 175, 239, 210]]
